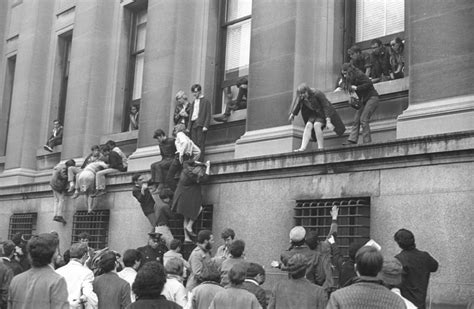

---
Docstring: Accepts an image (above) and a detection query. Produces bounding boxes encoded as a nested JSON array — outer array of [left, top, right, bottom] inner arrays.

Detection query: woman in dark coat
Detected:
[[289, 83, 345, 151], [340, 63, 380, 144], [171, 157, 210, 242]]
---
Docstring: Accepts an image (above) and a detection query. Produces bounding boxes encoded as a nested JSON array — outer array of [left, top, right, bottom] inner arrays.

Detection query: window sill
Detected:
[[326, 77, 409, 107], [99, 130, 138, 145], [211, 109, 247, 126], [36, 145, 63, 157]]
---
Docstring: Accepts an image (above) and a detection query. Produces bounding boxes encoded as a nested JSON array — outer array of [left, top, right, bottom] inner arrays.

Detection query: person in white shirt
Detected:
[[118, 249, 142, 302], [56, 243, 98, 309], [161, 258, 188, 307], [378, 258, 417, 309]]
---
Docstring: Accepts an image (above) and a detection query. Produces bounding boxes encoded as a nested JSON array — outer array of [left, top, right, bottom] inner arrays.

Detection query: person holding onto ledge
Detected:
[[43, 119, 63, 152], [50, 159, 76, 225], [214, 77, 248, 123], [289, 83, 345, 152]]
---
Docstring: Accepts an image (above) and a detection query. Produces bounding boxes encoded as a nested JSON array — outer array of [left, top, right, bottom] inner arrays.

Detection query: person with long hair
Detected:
[[340, 63, 380, 145], [289, 83, 345, 152]]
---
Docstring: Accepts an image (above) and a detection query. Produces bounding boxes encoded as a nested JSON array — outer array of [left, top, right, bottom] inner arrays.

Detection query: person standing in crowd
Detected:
[[378, 258, 417, 309], [241, 262, 267, 309], [186, 230, 214, 292], [327, 246, 405, 308], [128, 261, 181, 309], [214, 77, 248, 123], [43, 119, 63, 152], [50, 159, 76, 225], [171, 158, 210, 242], [188, 84, 211, 161], [367, 38, 392, 83], [209, 262, 261, 309], [219, 239, 246, 287], [191, 260, 224, 309], [118, 249, 141, 303], [173, 90, 191, 127], [389, 36, 405, 79], [0, 241, 23, 276], [67, 145, 103, 197], [0, 259, 13, 309], [56, 243, 98, 309], [163, 239, 190, 276], [268, 254, 327, 309], [340, 62, 380, 145], [161, 258, 187, 307], [8, 233, 69, 309], [137, 232, 168, 266], [214, 228, 235, 266], [394, 228, 439, 309], [10, 234, 29, 272], [93, 251, 131, 309], [150, 129, 177, 200], [129, 105, 139, 131], [93, 143, 126, 197], [289, 83, 345, 152], [331, 240, 364, 287]]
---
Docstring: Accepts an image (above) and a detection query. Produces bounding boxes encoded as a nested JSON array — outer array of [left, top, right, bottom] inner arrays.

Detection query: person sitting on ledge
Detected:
[[214, 77, 248, 123], [92, 144, 125, 197], [43, 119, 63, 152], [50, 159, 76, 225], [68, 144, 104, 196]]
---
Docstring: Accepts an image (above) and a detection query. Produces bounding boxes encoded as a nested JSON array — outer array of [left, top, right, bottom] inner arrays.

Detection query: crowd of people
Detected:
[[0, 203, 439, 309]]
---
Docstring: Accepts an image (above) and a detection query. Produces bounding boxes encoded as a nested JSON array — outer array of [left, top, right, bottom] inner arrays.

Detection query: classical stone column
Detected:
[[396, 1, 474, 138], [4, 0, 55, 175], [234, 0, 344, 158], [61, 0, 119, 159]]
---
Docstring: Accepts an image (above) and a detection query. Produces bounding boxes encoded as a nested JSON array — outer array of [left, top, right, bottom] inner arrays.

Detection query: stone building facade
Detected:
[[0, 0, 473, 307]]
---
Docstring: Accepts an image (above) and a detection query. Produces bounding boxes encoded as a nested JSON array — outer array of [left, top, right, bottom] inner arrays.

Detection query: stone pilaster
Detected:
[[396, 1, 474, 138], [4, 0, 55, 175]]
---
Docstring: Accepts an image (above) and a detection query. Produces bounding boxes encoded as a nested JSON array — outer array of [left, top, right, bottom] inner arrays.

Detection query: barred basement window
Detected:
[[71, 210, 110, 250], [294, 198, 370, 257], [8, 213, 37, 240], [169, 204, 213, 242]]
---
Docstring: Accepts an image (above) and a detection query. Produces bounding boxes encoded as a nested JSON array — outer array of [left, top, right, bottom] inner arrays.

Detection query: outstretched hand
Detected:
[[330, 205, 339, 220]]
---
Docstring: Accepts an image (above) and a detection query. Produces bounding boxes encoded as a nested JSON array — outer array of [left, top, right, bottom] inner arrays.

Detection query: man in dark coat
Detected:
[[43, 119, 63, 152], [50, 159, 76, 224], [241, 262, 267, 309], [150, 129, 177, 199], [394, 229, 439, 309], [188, 84, 211, 161], [137, 232, 168, 266], [0, 241, 23, 276]]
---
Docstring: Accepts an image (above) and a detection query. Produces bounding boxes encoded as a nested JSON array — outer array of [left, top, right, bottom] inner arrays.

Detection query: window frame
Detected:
[[71, 210, 110, 250], [57, 31, 73, 126], [8, 212, 37, 241], [214, 0, 251, 114]]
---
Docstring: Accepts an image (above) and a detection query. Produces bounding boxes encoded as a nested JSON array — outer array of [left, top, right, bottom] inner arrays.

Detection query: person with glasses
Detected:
[[366, 38, 392, 83]]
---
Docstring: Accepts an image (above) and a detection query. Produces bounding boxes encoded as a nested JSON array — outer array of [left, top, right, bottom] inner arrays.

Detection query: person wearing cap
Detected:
[[186, 230, 214, 292], [394, 228, 439, 309], [378, 258, 417, 309], [0, 240, 23, 276], [268, 254, 327, 309], [50, 159, 76, 225], [8, 233, 69, 309], [327, 246, 405, 309], [56, 243, 98, 309], [92, 251, 131, 308], [137, 232, 168, 266], [241, 262, 267, 309], [149, 129, 177, 198], [209, 262, 261, 309]]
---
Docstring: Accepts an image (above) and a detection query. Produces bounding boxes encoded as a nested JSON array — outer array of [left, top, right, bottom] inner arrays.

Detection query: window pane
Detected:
[[225, 19, 251, 79], [356, 0, 404, 42], [227, 0, 252, 22], [132, 52, 144, 100], [135, 23, 146, 51]]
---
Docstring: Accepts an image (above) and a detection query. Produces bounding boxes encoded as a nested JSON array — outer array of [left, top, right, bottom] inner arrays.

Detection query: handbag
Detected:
[[348, 94, 362, 110]]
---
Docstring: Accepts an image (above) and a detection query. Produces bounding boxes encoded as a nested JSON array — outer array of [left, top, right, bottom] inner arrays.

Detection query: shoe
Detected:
[[57, 216, 67, 225], [43, 145, 53, 152], [293, 148, 305, 152], [53, 216, 60, 222], [67, 186, 75, 193], [342, 140, 357, 146], [71, 191, 80, 199], [213, 114, 229, 123], [185, 227, 196, 238], [93, 190, 106, 198]]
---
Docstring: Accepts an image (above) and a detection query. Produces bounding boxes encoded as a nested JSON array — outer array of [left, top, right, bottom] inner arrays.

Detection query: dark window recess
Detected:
[[294, 198, 370, 258], [169, 204, 213, 242], [8, 213, 37, 241], [71, 210, 110, 250]]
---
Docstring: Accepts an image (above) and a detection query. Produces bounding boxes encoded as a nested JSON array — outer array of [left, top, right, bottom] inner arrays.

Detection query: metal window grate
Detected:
[[71, 210, 110, 250], [8, 213, 37, 241], [294, 197, 370, 258], [169, 204, 213, 242]]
